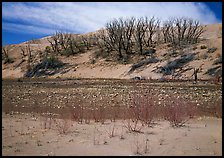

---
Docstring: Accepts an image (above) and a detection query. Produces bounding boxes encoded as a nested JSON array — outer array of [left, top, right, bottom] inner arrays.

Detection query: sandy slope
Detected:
[[2, 23, 222, 80]]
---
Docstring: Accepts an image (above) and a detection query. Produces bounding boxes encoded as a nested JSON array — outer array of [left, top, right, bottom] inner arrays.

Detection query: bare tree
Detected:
[[106, 18, 125, 59], [58, 32, 71, 51], [97, 29, 114, 52], [175, 18, 188, 45], [121, 17, 136, 54], [134, 17, 147, 55], [48, 31, 61, 55], [68, 34, 76, 55], [96, 16, 205, 62], [191, 20, 205, 43], [80, 35, 91, 50], [162, 20, 173, 43], [89, 34, 99, 46], [162, 17, 205, 48], [2, 46, 13, 64], [144, 16, 160, 47], [2, 46, 9, 59], [23, 44, 33, 70]]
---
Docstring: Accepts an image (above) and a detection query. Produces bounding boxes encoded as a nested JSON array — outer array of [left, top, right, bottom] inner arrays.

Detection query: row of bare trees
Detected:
[[48, 32, 98, 57], [97, 16, 205, 60], [161, 17, 205, 47], [97, 17, 160, 59], [46, 16, 204, 62]]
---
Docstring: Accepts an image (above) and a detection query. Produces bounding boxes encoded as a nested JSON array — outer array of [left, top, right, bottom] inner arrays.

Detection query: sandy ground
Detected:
[[2, 113, 222, 156]]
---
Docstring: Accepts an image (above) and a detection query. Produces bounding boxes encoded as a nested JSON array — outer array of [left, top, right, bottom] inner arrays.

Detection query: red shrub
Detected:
[[163, 95, 197, 127]]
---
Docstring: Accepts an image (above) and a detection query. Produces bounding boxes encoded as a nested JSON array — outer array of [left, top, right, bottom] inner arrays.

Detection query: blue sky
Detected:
[[2, 2, 222, 46]]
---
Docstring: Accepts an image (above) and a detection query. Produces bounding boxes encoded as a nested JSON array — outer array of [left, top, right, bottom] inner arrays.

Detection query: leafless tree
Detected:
[[2, 46, 9, 59], [58, 32, 71, 51], [144, 16, 160, 47], [23, 44, 33, 70], [80, 35, 91, 50], [89, 34, 99, 46], [121, 17, 136, 54], [175, 18, 188, 45], [48, 31, 61, 55], [134, 17, 147, 55], [103, 17, 137, 58], [96, 16, 205, 61], [106, 18, 125, 59], [162, 17, 205, 48], [190, 20, 205, 43], [97, 29, 113, 52], [162, 20, 173, 43], [48, 31, 87, 56]]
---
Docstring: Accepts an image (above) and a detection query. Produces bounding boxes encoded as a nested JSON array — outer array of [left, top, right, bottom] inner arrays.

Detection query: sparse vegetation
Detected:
[[2, 78, 222, 156], [200, 45, 207, 49], [205, 66, 222, 76], [202, 53, 209, 59], [128, 57, 160, 73], [55, 118, 72, 135], [213, 56, 222, 65], [97, 16, 204, 63], [2, 7, 222, 156], [158, 53, 196, 75], [2, 46, 14, 64], [24, 55, 64, 77], [48, 32, 88, 57], [163, 95, 197, 127], [207, 47, 217, 53]]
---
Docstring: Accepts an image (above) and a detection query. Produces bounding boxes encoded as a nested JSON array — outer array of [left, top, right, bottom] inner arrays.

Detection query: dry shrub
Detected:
[[200, 45, 207, 49], [55, 114, 73, 134], [104, 123, 116, 138], [71, 105, 85, 124], [92, 107, 104, 124], [124, 88, 156, 132], [213, 100, 222, 118], [108, 104, 121, 122], [196, 99, 222, 118], [163, 95, 197, 127], [40, 113, 55, 129], [83, 108, 91, 124]]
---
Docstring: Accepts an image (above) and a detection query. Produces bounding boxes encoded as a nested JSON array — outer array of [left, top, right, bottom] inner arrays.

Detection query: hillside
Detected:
[[2, 23, 222, 81]]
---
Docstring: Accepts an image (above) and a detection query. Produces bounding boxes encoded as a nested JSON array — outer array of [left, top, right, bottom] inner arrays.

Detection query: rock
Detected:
[[131, 76, 146, 81]]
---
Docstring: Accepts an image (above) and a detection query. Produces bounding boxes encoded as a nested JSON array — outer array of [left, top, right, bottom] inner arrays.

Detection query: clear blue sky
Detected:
[[2, 2, 222, 46]]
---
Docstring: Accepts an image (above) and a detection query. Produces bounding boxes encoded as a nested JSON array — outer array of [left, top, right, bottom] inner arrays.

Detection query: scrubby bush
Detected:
[[200, 45, 207, 49], [142, 48, 156, 56], [2, 46, 14, 64], [45, 46, 52, 54], [205, 66, 222, 76], [207, 47, 217, 53], [168, 51, 179, 57], [124, 89, 157, 132], [192, 46, 197, 50], [163, 95, 197, 127], [202, 53, 209, 59], [55, 117, 72, 134], [24, 55, 64, 77], [3, 56, 14, 64], [213, 56, 222, 65], [158, 53, 195, 75], [40, 55, 64, 69], [128, 57, 160, 73]]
